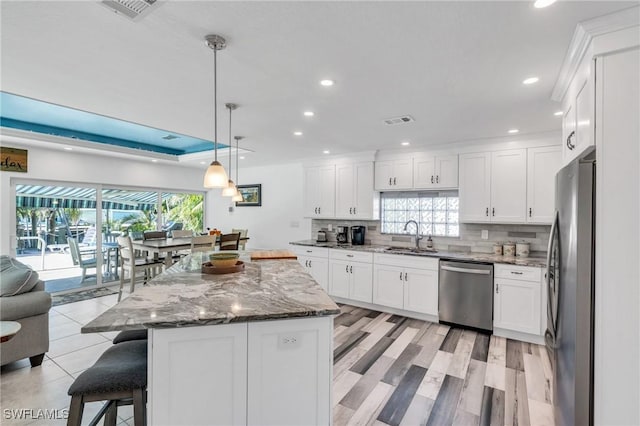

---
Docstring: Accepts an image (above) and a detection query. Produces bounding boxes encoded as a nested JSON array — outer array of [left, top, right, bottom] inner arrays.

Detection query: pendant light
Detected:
[[232, 136, 245, 202], [222, 103, 238, 196], [203, 34, 230, 188]]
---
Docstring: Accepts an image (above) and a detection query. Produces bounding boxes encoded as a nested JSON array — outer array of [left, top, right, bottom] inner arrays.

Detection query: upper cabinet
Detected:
[[303, 165, 335, 218], [336, 162, 378, 220], [374, 159, 413, 190], [490, 149, 527, 223], [459, 152, 492, 222], [414, 155, 458, 189], [527, 146, 561, 223]]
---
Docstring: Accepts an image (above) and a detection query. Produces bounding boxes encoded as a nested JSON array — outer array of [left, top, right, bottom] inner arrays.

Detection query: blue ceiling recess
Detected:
[[0, 92, 225, 155]]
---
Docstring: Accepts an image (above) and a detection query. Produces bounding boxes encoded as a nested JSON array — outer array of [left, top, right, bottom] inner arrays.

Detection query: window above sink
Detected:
[[380, 191, 459, 237]]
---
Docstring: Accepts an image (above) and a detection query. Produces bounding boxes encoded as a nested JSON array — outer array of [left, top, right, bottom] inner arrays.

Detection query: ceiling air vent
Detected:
[[383, 115, 415, 126], [101, 0, 160, 21], [162, 134, 179, 141]]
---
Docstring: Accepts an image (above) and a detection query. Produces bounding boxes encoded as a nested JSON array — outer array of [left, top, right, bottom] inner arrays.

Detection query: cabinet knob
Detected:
[[567, 130, 576, 150]]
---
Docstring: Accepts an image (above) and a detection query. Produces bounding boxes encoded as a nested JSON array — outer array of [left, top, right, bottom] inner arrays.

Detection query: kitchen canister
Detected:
[[503, 242, 516, 257], [516, 242, 530, 258], [493, 243, 503, 256]]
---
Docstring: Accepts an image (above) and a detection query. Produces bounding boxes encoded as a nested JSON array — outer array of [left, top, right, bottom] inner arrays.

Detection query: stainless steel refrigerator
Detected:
[[545, 147, 595, 426]]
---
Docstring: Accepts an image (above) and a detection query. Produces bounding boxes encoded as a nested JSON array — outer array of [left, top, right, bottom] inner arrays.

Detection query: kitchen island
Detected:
[[83, 252, 340, 426]]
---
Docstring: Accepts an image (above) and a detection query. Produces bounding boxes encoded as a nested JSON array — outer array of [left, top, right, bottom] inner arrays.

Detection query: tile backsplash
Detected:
[[311, 219, 550, 254]]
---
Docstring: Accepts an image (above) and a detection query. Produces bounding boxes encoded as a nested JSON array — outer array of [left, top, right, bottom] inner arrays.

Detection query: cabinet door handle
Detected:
[[436, 175, 439, 184], [389, 177, 392, 186], [492, 208, 495, 217], [353, 207, 356, 215], [510, 271, 523, 275], [400, 272, 403, 281], [486, 207, 489, 217], [431, 175, 434, 184], [404, 272, 408, 281], [567, 130, 576, 150], [393, 177, 397, 185], [350, 266, 353, 274], [529, 207, 532, 217], [305, 260, 308, 267], [318, 207, 321, 214], [306, 250, 312, 253], [309, 260, 312, 267], [496, 283, 499, 293], [346, 265, 349, 273], [349, 207, 353, 214], [347, 254, 354, 258]]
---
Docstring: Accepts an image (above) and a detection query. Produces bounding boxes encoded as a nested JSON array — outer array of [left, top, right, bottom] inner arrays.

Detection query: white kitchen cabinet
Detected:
[[459, 152, 492, 222], [375, 159, 413, 190], [336, 162, 377, 219], [413, 155, 459, 189], [575, 78, 593, 154], [527, 146, 562, 223], [328, 250, 373, 303], [490, 149, 527, 223], [303, 165, 335, 218], [493, 265, 543, 336], [372, 254, 439, 315], [290, 245, 329, 291]]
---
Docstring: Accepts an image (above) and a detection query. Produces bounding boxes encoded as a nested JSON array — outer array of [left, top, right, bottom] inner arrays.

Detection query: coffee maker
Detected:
[[336, 226, 349, 244], [350, 226, 366, 245]]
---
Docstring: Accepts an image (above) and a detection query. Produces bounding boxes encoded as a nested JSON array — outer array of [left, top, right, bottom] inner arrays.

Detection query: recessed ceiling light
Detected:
[[401, 141, 410, 146], [151, 159, 158, 162], [522, 77, 539, 85], [508, 129, 520, 134], [534, 0, 557, 8], [323, 150, 330, 154], [303, 111, 315, 117], [554, 111, 563, 116], [240, 156, 245, 160], [320, 79, 334, 87], [64, 147, 73, 151], [294, 131, 303, 136]]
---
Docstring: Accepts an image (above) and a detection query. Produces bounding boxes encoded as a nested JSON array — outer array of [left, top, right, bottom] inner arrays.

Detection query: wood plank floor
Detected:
[[332, 305, 555, 426]]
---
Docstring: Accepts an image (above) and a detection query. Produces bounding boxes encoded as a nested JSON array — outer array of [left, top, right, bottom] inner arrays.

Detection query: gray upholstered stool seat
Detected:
[[67, 340, 147, 426], [112, 329, 148, 345]]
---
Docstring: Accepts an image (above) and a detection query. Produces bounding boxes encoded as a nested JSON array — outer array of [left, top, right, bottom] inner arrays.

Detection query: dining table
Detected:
[[131, 236, 249, 267]]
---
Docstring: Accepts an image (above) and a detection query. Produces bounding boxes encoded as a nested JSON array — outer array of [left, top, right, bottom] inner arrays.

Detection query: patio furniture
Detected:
[[116, 236, 162, 302], [171, 230, 193, 238], [219, 233, 241, 251], [67, 237, 101, 283], [0, 256, 51, 367], [66, 340, 147, 426], [231, 228, 248, 250], [143, 230, 167, 240], [189, 235, 216, 253]]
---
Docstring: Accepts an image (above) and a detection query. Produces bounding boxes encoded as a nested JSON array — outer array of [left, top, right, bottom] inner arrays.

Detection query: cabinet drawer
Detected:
[[374, 253, 439, 270], [329, 249, 373, 263], [494, 264, 542, 282], [290, 245, 329, 258]]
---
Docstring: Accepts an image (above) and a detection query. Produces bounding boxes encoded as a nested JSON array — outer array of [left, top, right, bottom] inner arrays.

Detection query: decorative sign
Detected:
[[0, 147, 28, 173], [236, 184, 262, 207]]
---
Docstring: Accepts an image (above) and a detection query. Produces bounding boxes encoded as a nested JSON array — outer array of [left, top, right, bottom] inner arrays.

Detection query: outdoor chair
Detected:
[[190, 235, 216, 253], [116, 236, 162, 302], [231, 228, 248, 250], [67, 237, 101, 283], [171, 230, 193, 238], [219, 233, 241, 251], [142, 230, 167, 240]]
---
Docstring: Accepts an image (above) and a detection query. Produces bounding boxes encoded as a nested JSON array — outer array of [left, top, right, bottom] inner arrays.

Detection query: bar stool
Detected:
[[112, 329, 148, 344], [66, 340, 147, 426]]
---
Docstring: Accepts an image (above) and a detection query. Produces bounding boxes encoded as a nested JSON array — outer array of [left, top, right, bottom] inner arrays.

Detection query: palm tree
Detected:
[[166, 194, 204, 232]]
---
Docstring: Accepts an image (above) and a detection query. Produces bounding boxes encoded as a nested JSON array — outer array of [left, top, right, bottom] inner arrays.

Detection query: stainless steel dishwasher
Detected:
[[439, 260, 494, 331]]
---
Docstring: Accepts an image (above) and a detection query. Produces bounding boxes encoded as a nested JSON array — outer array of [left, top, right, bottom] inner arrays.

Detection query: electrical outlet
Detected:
[[228, 206, 234, 213], [278, 333, 301, 349], [481, 229, 489, 240]]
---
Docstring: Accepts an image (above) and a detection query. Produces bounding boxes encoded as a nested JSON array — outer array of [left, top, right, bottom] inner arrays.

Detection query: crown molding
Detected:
[[551, 6, 640, 102]]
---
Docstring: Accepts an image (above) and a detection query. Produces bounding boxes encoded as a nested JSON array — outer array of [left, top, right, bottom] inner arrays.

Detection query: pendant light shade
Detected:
[[222, 103, 238, 197], [231, 135, 244, 202], [203, 34, 230, 189]]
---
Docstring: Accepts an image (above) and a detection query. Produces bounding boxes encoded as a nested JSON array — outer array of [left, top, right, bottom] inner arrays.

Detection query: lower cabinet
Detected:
[[150, 317, 333, 425], [329, 257, 373, 303], [493, 264, 544, 337], [298, 255, 329, 291], [372, 254, 439, 316]]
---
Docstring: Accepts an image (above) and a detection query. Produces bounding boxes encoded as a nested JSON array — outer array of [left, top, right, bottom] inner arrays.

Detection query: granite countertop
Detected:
[[82, 252, 340, 333], [290, 240, 547, 268]]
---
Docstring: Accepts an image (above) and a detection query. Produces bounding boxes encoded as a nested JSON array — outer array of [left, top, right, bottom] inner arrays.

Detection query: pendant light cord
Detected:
[[214, 47, 218, 162], [228, 106, 233, 176], [235, 137, 240, 183]]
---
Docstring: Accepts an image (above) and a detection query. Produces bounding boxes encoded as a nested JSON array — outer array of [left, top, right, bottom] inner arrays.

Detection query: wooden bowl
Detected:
[[209, 253, 239, 268]]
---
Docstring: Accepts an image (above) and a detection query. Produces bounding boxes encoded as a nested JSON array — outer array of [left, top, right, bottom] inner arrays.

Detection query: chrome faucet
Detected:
[[403, 220, 423, 250]]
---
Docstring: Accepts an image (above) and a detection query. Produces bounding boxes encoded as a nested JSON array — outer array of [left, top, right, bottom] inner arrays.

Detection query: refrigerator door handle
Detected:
[[546, 210, 560, 345]]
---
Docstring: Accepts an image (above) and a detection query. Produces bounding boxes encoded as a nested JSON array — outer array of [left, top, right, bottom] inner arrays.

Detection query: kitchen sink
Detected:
[[384, 246, 438, 254]]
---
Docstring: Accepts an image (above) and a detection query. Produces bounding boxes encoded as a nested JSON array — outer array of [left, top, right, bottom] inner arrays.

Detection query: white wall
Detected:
[[0, 142, 208, 255], [208, 162, 311, 250]]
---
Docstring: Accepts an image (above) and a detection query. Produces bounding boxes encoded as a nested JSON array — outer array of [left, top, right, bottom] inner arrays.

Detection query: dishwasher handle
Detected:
[[440, 265, 491, 275]]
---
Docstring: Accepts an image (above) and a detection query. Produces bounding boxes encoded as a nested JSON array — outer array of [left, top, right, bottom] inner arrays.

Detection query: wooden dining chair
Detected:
[[219, 233, 241, 251], [116, 236, 162, 302], [231, 229, 248, 250], [190, 235, 216, 253]]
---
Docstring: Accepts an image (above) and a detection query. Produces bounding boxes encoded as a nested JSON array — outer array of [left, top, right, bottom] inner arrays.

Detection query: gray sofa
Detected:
[[0, 255, 52, 367]]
